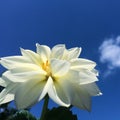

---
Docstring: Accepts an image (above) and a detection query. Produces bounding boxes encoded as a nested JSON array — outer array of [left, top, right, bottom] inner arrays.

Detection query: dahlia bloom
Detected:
[[0, 44, 102, 111]]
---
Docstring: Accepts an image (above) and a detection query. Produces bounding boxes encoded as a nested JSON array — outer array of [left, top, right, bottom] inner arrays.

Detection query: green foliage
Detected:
[[7, 110, 37, 120], [43, 106, 78, 120], [0, 104, 36, 120], [0, 101, 78, 120], [0, 103, 17, 120]]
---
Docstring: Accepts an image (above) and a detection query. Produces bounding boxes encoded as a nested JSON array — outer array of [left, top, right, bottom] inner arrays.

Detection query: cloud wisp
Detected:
[[99, 36, 120, 77]]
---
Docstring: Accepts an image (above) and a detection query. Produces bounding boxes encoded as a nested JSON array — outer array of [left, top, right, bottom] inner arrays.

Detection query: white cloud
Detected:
[[99, 36, 120, 76]]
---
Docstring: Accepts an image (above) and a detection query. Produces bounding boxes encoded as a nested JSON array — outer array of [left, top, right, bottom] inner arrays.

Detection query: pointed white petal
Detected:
[[80, 83, 102, 96], [51, 44, 65, 59], [59, 73, 96, 111], [59, 69, 97, 85], [91, 69, 99, 76], [2, 71, 24, 83], [71, 88, 91, 111], [20, 48, 42, 66], [2, 69, 46, 83], [78, 70, 98, 84], [15, 79, 46, 109], [38, 77, 52, 100], [0, 83, 17, 104], [54, 81, 71, 105], [0, 56, 32, 69], [48, 77, 70, 107], [51, 59, 70, 77], [0, 94, 14, 104], [9, 63, 44, 74], [67, 47, 82, 60], [36, 43, 51, 62], [71, 58, 96, 71], [0, 78, 7, 87], [71, 82, 102, 111]]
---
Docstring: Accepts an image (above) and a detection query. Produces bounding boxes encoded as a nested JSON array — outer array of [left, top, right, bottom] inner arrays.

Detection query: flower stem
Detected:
[[40, 95, 49, 120]]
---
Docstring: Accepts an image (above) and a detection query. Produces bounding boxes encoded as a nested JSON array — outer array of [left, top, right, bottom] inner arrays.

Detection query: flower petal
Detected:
[[0, 94, 14, 104], [51, 59, 70, 77], [80, 83, 102, 96], [20, 48, 42, 66], [36, 43, 51, 62], [2, 70, 46, 83], [48, 77, 70, 107], [0, 83, 17, 104], [71, 58, 96, 71], [0, 78, 7, 87], [71, 87, 91, 111], [66, 47, 82, 60], [58, 72, 98, 111], [2, 71, 25, 83], [9, 63, 44, 74], [54, 81, 70, 105], [79, 69, 98, 84], [38, 77, 52, 100], [59, 70, 80, 83], [0, 56, 32, 69], [71, 83, 102, 111], [15, 80, 46, 109], [58, 69, 97, 85], [51, 44, 65, 59]]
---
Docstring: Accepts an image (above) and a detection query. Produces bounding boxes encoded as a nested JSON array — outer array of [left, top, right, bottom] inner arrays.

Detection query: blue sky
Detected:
[[0, 0, 120, 120]]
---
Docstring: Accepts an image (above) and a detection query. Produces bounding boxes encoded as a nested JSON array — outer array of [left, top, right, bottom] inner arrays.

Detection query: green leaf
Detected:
[[0, 106, 17, 120], [7, 110, 37, 120], [43, 106, 78, 120]]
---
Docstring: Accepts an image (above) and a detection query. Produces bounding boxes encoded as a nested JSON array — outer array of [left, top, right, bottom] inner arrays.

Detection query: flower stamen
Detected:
[[42, 60, 51, 76]]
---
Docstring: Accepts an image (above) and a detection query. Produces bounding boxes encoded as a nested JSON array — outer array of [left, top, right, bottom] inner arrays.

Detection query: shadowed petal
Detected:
[[48, 77, 70, 107], [80, 83, 102, 96], [38, 77, 52, 100], [0, 83, 17, 104], [0, 78, 7, 87], [15, 79, 46, 109], [71, 83, 102, 111], [71, 88, 91, 111]]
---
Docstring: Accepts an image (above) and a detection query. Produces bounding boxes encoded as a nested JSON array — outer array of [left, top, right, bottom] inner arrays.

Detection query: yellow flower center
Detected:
[[42, 60, 51, 76]]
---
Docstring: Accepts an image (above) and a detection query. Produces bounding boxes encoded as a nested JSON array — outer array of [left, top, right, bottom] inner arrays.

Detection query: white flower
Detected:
[[0, 44, 102, 111]]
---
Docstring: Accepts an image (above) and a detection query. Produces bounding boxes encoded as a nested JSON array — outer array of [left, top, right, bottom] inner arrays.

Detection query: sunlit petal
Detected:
[[67, 47, 82, 60], [36, 43, 51, 62], [0, 56, 32, 69], [51, 59, 70, 77], [2, 71, 46, 83], [51, 44, 65, 59], [20, 48, 41, 66], [79, 69, 98, 84], [71, 58, 96, 70]]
